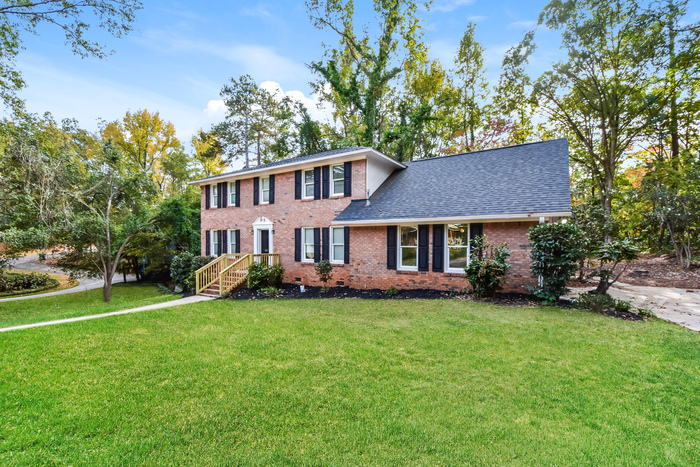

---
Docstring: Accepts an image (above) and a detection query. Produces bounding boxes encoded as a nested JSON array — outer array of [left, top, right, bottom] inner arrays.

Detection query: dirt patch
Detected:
[[570, 253, 700, 289]]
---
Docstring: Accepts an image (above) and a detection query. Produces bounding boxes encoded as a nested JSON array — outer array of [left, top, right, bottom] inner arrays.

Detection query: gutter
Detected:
[[331, 211, 572, 226]]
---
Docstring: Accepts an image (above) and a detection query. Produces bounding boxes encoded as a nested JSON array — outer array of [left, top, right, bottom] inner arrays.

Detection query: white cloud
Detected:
[[241, 3, 272, 19], [468, 15, 488, 22], [204, 99, 227, 118], [432, 0, 476, 13], [139, 30, 308, 83], [508, 20, 536, 29]]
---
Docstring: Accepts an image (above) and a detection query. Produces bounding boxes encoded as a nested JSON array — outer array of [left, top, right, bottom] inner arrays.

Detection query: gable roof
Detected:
[[189, 146, 404, 185], [334, 138, 571, 224]]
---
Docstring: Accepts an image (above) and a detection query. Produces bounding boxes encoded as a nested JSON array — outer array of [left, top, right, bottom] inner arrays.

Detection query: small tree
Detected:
[[314, 259, 333, 293], [593, 239, 639, 294], [528, 222, 586, 304], [464, 235, 510, 298]]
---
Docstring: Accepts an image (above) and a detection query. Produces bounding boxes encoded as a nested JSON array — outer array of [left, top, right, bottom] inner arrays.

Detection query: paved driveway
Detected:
[[568, 283, 700, 332], [1, 253, 135, 302]]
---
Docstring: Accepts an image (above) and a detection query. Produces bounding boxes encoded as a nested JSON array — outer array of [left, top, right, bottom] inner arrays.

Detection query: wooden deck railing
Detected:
[[196, 253, 280, 295]]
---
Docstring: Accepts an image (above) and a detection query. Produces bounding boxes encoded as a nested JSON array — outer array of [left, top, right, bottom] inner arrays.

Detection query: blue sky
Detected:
[[13, 0, 700, 147]]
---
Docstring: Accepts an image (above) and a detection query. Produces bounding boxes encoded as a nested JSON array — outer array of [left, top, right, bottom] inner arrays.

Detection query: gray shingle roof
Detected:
[[335, 138, 571, 222], [191, 147, 369, 183]]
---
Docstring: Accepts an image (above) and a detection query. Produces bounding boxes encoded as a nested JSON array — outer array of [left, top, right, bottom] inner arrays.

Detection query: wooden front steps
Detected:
[[195, 253, 280, 297]]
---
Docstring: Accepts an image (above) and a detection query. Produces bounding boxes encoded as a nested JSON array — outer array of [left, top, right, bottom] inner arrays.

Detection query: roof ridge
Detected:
[[406, 138, 568, 164]]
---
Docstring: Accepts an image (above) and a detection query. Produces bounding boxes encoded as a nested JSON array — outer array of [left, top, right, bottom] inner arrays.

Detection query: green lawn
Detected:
[[1, 299, 699, 465], [0, 283, 179, 328]]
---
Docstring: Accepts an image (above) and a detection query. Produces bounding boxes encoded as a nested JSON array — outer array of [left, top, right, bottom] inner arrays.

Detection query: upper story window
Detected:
[[229, 182, 236, 206], [331, 164, 344, 196], [212, 185, 219, 208], [399, 226, 418, 270], [303, 227, 314, 262], [261, 176, 270, 204], [304, 169, 314, 199], [446, 224, 469, 272], [330, 227, 345, 264]]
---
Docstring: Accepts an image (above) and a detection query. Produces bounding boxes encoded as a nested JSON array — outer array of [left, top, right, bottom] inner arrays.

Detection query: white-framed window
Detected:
[[331, 164, 345, 196], [302, 227, 315, 262], [229, 229, 237, 254], [446, 224, 470, 272], [229, 182, 236, 206], [211, 184, 219, 208], [261, 176, 270, 204], [211, 229, 219, 257], [330, 227, 345, 263], [399, 226, 418, 270], [303, 169, 315, 199]]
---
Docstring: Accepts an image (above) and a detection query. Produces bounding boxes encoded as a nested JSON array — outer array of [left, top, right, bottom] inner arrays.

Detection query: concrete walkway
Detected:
[[1, 253, 135, 302], [568, 283, 700, 332], [0, 294, 215, 333]]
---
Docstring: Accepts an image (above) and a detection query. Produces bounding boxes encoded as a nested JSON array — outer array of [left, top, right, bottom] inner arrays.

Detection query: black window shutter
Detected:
[[235, 230, 241, 253], [322, 227, 329, 260], [418, 225, 429, 271], [222, 182, 228, 208], [269, 174, 275, 204], [253, 177, 259, 205], [322, 165, 330, 199], [387, 226, 397, 270], [295, 170, 302, 199], [344, 161, 352, 197], [344, 226, 350, 264], [205, 185, 210, 210], [217, 229, 223, 255], [221, 230, 228, 254], [313, 227, 321, 262], [432, 224, 444, 272], [217, 183, 223, 209], [313, 167, 321, 200], [205, 230, 211, 256], [470, 223, 484, 258], [294, 228, 301, 262], [235, 180, 241, 207]]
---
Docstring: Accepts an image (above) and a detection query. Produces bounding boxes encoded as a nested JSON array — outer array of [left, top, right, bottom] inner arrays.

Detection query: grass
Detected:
[[1, 299, 699, 465], [0, 268, 76, 298], [0, 283, 180, 328]]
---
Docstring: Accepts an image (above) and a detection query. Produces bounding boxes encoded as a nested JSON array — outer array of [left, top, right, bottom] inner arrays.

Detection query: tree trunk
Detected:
[[103, 273, 112, 302]]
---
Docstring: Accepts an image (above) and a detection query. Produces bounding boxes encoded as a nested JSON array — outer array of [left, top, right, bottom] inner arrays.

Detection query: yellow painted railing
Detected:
[[196, 253, 280, 295]]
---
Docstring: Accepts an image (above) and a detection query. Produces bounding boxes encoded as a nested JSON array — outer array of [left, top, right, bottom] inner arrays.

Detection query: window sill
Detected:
[[397, 269, 418, 275], [444, 272, 466, 277]]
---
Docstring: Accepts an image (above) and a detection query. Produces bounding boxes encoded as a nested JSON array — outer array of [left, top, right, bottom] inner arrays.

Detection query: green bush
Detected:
[[247, 261, 271, 290], [464, 235, 511, 298], [637, 307, 656, 319], [613, 299, 632, 312], [170, 252, 215, 293], [268, 264, 284, 288], [0, 272, 58, 293], [385, 286, 399, 297], [259, 286, 282, 297], [314, 260, 333, 293], [528, 222, 585, 304], [573, 292, 613, 313]]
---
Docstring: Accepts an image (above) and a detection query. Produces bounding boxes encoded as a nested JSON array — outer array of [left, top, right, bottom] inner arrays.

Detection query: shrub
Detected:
[[464, 235, 511, 298], [637, 307, 656, 319], [268, 264, 284, 288], [157, 284, 175, 295], [314, 260, 333, 293], [385, 286, 399, 297], [573, 292, 613, 313], [613, 299, 632, 313], [528, 222, 585, 304], [593, 239, 639, 294], [170, 252, 215, 293], [0, 272, 57, 293], [247, 261, 271, 290], [259, 286, 282, 297]]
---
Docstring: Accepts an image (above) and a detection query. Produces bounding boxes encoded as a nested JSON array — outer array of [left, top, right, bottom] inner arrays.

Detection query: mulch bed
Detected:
[[570, 253, 700, 289], [221, 284, 642, 321]]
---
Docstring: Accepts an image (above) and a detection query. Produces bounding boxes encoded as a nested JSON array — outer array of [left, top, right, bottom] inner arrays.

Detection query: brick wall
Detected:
[[200, 159, 536, 293]]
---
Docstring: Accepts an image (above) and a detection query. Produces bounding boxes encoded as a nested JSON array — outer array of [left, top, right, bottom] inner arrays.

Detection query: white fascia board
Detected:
[[331, 211, 572, 226], [188, 148, 404, 186]]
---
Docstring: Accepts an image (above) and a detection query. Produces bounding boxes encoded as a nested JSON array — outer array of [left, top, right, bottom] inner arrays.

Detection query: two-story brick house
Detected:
[[189, 139, 571, 295]]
